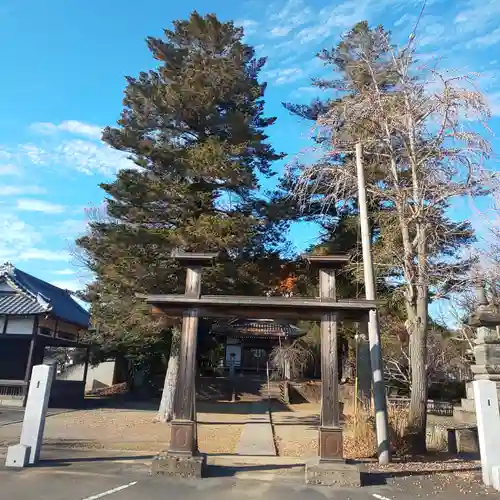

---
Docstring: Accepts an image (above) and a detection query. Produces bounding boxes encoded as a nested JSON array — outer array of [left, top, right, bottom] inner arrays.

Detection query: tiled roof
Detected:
[[0, 291, 47, 315], [211, 318, 305, 338], [0, 264, 90, 327]]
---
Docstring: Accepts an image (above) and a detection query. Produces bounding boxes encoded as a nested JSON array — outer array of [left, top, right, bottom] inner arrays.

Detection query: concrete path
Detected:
[[235, 402, 276, 456]]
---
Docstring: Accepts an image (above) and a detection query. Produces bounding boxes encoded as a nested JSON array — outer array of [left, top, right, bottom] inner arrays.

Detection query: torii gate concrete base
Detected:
[[142, 252, 379, 486]]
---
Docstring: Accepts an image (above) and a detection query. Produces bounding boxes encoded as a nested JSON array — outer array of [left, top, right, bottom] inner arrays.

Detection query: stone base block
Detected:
[[150, 452, 206, 479], [305, 458, 361, 487], [5, 444, 31, 468], [457, 427, 479, 454], [460, 398, 476, 413], [454, 408, 477, 426], [319, 426, 343, 461]]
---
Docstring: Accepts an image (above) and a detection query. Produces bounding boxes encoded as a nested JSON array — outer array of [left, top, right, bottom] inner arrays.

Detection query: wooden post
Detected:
[[167, 252, 217, 460], [319, 267, 342, 461], [82, 346, 91, 393], [169, 267, 201, 455], [305, 254, 349, 462]]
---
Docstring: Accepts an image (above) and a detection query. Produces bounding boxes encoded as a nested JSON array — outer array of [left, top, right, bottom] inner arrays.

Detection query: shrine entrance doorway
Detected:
[[141, 251, 378, 485]]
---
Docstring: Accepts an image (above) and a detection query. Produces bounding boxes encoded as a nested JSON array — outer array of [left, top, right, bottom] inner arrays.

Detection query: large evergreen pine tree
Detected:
[[77, 12, 286, 419]]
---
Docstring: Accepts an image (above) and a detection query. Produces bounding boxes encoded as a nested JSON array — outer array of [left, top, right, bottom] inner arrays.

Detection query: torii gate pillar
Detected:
[[151, 251, 216, 478], [304, 255, 361, 487]]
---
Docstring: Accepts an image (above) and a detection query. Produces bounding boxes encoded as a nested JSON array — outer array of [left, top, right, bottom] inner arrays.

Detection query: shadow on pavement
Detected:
[[206, 463, 302, 478], [37, 454, 155, 467]]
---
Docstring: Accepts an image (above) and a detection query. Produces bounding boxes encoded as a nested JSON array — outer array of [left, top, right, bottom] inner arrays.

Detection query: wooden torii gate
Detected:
[[141, 251, 378, 486]]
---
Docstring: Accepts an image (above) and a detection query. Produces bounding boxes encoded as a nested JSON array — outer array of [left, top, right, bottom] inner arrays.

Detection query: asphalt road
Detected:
[[0, 462, 385, 500], [0, 454, 495, 500], [0, 411, 493, 500]]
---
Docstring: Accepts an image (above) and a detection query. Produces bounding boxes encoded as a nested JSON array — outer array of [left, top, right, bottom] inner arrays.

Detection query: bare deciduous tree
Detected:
[[291, 24, 495, 449], [270, 339, 314, 381], [384, 329, 471, 393]]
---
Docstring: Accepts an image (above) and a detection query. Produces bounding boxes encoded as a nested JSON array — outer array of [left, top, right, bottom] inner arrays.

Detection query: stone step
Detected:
[[460, 398, 476, 413], [454, 407, 477, 426]]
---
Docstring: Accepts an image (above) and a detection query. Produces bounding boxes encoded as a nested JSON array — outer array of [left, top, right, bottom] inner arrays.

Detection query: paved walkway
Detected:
[[235, 402, 276, 456]]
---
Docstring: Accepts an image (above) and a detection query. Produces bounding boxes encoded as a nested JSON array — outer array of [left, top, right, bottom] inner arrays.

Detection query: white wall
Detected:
[[6, 316, 34, 335], [59, 361, 117, 392]]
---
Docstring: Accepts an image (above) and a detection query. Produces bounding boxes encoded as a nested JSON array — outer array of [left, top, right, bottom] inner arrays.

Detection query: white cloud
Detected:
[[53, 218, 87, 236], [236, 19, 258, 36], [394, 13, 415, 28], [488, 91, 500, 116], [1, 136, 135, 177], [54, 139, 135, 175], [267, 0, 312, 37], [0, 164, 21, 176], [16, 199, 65, 214], [18, 249, 70, 262], [0, 214, 40, 263], [291, 85, 320, 97], [276, 68, 304, 85], [262, 67, 304, 85], [454, 0, 500, 34], [469, 27, 500, 47], [21, 144, 49, 164], [31, 120, 103, 140], [50, 279, 83, 292], [417, 21, 448, 47], [59, 121, 103, 139], [294, 0, 366, 43], [0, 185, 45, 196], [270, 26, 293, 37], [0, 120, 135, 177], [54, 268, 76, 275], [30, 122, 58, 135]]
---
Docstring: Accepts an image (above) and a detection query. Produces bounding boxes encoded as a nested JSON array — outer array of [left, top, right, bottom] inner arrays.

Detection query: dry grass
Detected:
[[343, 401, 412, 459]]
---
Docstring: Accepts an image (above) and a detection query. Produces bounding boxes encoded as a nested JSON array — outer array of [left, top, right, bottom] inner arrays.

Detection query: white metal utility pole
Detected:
[[355, 142, 391, 465]]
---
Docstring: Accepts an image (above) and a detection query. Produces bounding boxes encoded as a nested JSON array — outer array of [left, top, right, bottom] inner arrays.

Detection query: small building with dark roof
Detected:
[[211, 318, 305, 372], [0, 263, 90, 406]]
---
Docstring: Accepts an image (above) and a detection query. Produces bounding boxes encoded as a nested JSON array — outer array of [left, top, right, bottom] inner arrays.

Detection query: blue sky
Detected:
[[0, 0, 499, 305]]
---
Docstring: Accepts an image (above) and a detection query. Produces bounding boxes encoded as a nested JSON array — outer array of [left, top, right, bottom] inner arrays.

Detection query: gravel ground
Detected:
[[0, 408, 243, 455], [366, 458, 489, 497], [271, 404, 455, 459]]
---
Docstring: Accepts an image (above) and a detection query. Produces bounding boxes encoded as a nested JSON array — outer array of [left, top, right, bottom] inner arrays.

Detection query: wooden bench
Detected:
[[447, 425, 479, 454]]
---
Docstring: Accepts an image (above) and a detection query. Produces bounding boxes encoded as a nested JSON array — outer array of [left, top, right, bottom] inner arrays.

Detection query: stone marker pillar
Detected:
[[455, 283, 500, 432], [304, 255, 361, 487], [151, 251, 216, 479], [473, 380, 500, 487], [5, 363, 55, 467]]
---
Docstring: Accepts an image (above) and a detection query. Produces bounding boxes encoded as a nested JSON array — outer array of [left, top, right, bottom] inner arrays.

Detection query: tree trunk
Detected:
[[407, 223, 429, 453], [156, 327, 181, 423], [407, 320, 428, 452]]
